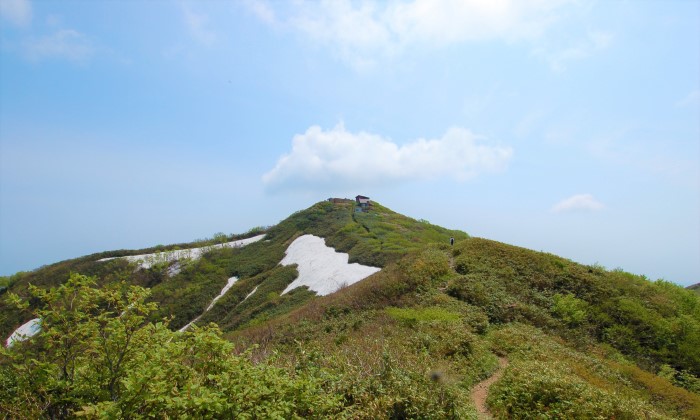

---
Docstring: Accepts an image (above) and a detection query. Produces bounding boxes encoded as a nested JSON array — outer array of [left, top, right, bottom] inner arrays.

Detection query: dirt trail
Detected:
[[471, 357, 509, 419]]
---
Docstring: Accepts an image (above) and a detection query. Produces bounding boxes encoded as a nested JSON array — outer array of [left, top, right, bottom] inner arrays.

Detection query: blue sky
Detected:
[[1, 0, 698, 286]]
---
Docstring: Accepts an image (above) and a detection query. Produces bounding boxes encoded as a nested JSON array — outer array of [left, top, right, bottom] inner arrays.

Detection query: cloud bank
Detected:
[[552, 193, 604, 213], [263, 124, 513, 191]]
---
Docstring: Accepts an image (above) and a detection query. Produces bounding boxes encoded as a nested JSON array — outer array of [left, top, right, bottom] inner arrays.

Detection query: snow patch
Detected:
[[179, 276, 238, 332], [99, 234, 266, 271], [206, 276, 238, 312], [244, 286, 259, 302], [280, 234, 380, 296], [168, 262, 182, 277], [178, 318, 199, 333], [6, 318, 41, 347]]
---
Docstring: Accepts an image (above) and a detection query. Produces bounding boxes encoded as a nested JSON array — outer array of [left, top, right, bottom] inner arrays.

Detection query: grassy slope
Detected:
[[1, 200, 467, 335], [233, 237, 700, 418], [2, 200, 698, 417], [196, 200, 467, 331], [0, 232, 271, 336], [689, 283, 700, 296]]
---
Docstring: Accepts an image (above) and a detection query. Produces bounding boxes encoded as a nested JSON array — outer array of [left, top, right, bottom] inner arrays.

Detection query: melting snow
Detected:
[[99, 234, 265, 270], [179, 276, 238, 332], [206, 276, 238, 312], [244, 286, 258, 301], [168, 262, 182, 277], [6, 318, 41, 347], [281, 235, 380, 296]]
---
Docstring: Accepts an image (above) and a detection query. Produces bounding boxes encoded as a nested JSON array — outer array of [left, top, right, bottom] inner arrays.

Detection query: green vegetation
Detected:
[[265, 200, 467, 268], [1, 200, 466, 339], [232, 237, 699, 418], [493, 323, 692, 417], [689, 282, 700, 296], [1, 200, 698, 418], [385, 306, 462, 327], [446, 238, 700, 377], [1, 275, 341, 418]]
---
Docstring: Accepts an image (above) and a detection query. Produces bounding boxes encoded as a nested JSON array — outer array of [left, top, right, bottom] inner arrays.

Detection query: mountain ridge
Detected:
[[1, 199, 699, 418], [0, 199, 466, 336]]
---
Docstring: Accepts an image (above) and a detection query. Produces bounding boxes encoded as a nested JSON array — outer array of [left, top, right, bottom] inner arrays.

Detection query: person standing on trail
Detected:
[[450, 237, 454, 246]]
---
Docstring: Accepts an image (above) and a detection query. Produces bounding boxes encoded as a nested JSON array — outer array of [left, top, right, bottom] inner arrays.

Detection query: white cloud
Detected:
[[263, 123, 513, 191], [23, 29, 94, 62], [248, 0, 581, 69], [534, 30, 613, 72], [0, 0, 32, 26], [384, 0, 568, 44], [182, 3, 216, 46], [552, 194, 604, 213]]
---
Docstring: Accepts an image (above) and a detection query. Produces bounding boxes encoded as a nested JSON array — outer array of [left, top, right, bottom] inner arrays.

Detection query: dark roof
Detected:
[[356, 195, 370, 199]]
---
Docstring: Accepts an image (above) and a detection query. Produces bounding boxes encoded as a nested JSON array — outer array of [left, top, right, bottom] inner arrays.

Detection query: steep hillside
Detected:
[[0, 199, 466, 336], [1, 200, 698, 418], [232, 238, 700, 417]]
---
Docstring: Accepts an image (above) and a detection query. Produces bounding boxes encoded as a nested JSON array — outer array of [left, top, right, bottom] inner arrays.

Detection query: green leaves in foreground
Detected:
[[0, 274, 341, 419]]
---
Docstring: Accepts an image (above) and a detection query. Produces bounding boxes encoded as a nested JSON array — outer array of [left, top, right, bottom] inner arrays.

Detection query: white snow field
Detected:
[[179, 276, 239, 332], [281, 234, 381, 296], [6, 318, 41, 347], [99, 234, 266, 270]]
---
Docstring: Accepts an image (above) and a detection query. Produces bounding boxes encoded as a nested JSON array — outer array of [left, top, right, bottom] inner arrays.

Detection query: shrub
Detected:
[[552, 293, 589, 326], [403, 248, 451, 289], [489, 359, 661, 419], [0, 274, 343, 418]]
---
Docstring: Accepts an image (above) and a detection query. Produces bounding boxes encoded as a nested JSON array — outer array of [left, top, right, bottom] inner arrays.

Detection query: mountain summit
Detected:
[[1, 199, 466, 336], [1, 199, 699, 418]]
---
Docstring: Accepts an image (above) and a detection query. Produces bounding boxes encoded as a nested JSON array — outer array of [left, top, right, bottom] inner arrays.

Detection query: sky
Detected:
[[0, 0, 698, 286]]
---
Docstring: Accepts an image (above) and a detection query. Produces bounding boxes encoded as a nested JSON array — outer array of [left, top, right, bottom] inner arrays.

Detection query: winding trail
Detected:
[[471, 357, 509, 419]]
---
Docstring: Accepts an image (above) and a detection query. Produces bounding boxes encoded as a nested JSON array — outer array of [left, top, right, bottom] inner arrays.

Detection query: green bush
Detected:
[[489, 359, 661, 419], [402, 247, 451, 289], [0, 274, 343, 418], [552, 293, 589, 326]]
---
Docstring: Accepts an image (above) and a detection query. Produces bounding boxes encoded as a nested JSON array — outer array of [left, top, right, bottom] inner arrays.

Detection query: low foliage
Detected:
[[1, 274, 342, 418], [490, 358, 663, 419], [385, 306, 462, 327], [447, 238, 700, 378]]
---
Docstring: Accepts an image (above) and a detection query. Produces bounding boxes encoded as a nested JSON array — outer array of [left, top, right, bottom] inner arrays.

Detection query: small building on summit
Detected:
[[356, 195, 370, 205], [355, 195, 371, 212]]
